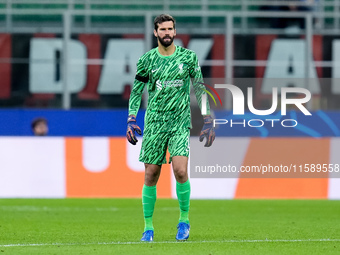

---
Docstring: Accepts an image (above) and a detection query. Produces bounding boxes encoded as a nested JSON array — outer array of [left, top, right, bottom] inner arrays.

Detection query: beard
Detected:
[[158, 35, 174, 47]]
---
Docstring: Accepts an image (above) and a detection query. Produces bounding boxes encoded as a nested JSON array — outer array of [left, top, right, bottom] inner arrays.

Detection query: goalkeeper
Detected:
[[127, 14, 215, 242]]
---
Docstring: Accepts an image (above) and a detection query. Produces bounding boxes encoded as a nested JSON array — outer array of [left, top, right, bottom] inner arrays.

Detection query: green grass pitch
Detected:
[[1, 199, 339, 254]]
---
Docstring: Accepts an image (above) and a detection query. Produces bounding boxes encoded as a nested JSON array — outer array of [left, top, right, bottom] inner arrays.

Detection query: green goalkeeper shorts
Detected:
[[139, 128, 190, 165]]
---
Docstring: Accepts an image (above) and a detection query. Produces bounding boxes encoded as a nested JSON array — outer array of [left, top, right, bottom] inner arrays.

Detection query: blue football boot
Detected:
[[176, 222, 190, 241], [141, 230, 154, 242]]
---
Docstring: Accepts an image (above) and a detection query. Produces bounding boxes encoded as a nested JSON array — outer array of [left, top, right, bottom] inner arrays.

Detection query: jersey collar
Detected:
[[156, 45, 178, 59]]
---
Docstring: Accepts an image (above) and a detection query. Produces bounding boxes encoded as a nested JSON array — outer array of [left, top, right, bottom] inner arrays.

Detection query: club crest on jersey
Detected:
[[178, 63, 188, 74]]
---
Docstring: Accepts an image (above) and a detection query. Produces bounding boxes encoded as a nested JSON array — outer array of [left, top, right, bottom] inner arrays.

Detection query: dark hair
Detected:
[[31, 117, 47, 129], [154, 14, 176, 30]]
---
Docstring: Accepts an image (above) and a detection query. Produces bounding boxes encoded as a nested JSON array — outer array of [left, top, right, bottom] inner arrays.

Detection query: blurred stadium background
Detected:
[[0, 0, 340, 199]]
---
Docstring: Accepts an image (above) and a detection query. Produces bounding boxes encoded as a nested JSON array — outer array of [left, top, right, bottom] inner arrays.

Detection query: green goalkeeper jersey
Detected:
[[128, 45, 210, 132]]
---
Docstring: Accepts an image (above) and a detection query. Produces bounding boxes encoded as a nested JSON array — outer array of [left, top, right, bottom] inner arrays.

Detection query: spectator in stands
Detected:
[[31, 117, 48, 136], [261, 0, 317, 29], [287, 0, 316, 29]]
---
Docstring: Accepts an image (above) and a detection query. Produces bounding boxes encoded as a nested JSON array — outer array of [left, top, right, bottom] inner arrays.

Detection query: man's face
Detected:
[[33, 121, 48, 136], [154, 21, 176, 47]]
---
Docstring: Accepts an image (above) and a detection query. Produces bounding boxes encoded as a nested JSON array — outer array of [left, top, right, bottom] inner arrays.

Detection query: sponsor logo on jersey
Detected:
[[156, 79, 184, 90], [156, 80, 162, 90]]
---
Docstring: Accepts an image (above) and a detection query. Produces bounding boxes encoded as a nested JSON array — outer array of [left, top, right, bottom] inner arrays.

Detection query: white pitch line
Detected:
[[1, 239, 340, 248], [0, 206, 119, 212]]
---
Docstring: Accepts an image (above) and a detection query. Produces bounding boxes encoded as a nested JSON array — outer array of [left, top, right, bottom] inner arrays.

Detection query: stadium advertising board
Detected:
[[0, 34, 340, 109], [0, 137, 340, 199]]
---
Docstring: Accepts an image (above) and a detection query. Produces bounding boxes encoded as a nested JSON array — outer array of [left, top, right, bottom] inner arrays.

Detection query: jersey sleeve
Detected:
[[190, 52, 211, 116], [128, 57, 149, 117]]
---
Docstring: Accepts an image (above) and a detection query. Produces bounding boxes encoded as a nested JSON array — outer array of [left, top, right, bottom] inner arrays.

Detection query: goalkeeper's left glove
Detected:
[[199, 115, 215, 147], [126, 115, 142, 145]]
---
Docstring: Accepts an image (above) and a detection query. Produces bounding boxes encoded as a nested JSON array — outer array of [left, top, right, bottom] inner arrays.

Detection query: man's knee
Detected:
[[173, 166, 188, 182], [145, 169, 159, 181], [172, 156, 188, 182], [145, 164, 161, 185]]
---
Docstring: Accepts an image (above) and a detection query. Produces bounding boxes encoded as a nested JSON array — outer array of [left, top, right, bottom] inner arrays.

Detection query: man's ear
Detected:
[[153, 29, 157, 37], [174, 29, 176, 36]]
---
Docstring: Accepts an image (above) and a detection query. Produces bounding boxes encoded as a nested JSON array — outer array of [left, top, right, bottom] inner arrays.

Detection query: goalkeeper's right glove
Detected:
[[126, 115, 142, 145]]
